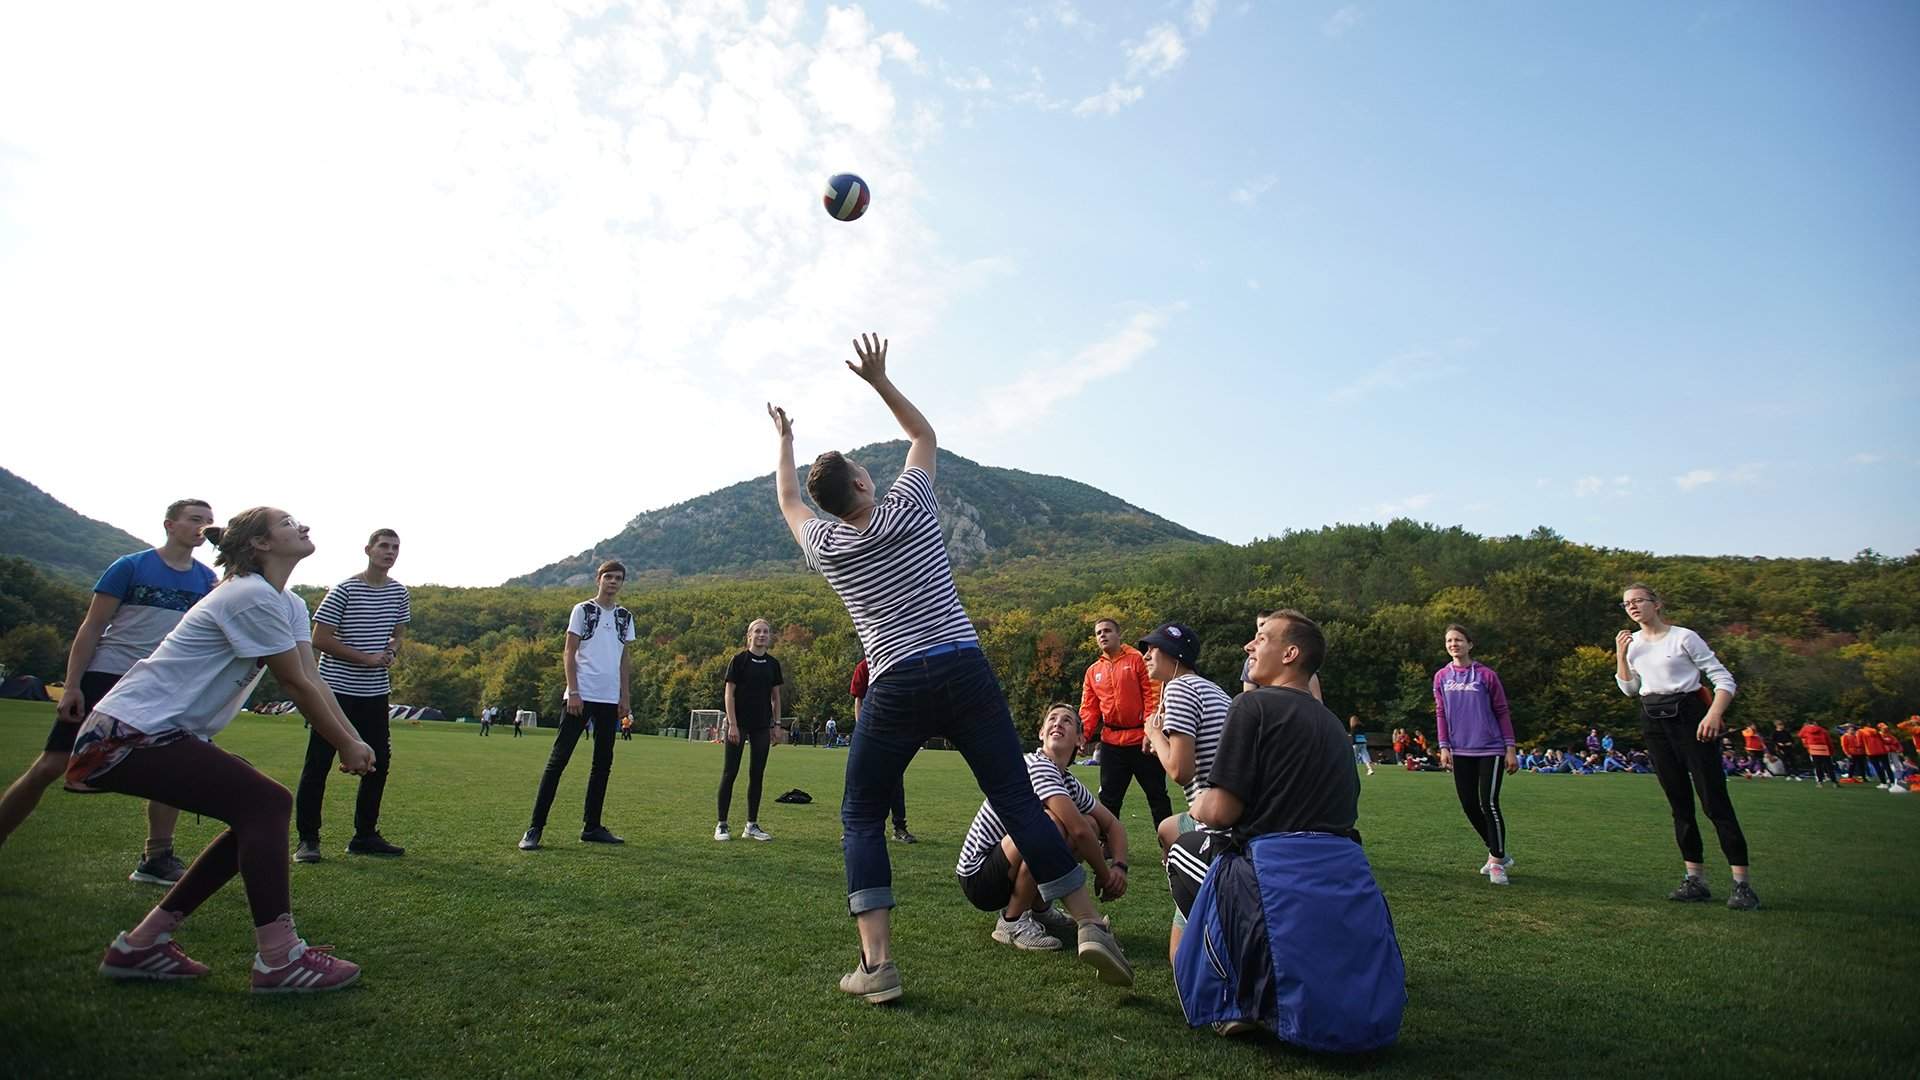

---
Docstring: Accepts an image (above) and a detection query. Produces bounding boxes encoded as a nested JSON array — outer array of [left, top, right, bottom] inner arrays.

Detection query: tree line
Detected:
[[2, 522, 1916, 748]]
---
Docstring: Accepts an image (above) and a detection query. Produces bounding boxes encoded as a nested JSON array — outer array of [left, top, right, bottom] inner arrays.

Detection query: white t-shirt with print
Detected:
[[92, 574, 312, 739], [568, 599, 636, 704]]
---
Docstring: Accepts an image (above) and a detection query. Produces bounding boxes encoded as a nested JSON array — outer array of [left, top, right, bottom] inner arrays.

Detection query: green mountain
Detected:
[[0, 467, 150, 584], [510, 441, 1219, 587]]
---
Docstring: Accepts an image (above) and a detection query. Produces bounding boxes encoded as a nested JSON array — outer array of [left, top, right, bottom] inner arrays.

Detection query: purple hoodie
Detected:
[[1433, 661, 1515, 755]]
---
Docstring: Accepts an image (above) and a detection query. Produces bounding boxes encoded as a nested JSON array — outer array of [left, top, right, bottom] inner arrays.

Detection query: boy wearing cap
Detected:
[[1139, 621, 1233, 965]]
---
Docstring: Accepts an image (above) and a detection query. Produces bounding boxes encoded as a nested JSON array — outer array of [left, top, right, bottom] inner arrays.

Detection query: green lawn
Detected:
[[0, 698, 1912, 1079]]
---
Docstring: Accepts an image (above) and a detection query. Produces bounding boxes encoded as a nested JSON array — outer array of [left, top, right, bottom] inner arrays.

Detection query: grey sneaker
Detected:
[[1668, 875, 1712, 902], [837, 957, 903, 1004], [129, 849, 187, 885], [1075, 920, 1134, 986], [743, 823, 772, 842], [294, 838, 324, 864], [517, 827, 542, 851], [1213, 1020, 1259, 1037], [991, 913, 1061, 951], [1727, 881, 1761, 911], [1031, 905, 1077, 940]]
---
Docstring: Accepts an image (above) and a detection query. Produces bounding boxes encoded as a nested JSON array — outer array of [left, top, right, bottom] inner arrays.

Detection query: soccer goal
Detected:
[[688, 709, 725, 742]]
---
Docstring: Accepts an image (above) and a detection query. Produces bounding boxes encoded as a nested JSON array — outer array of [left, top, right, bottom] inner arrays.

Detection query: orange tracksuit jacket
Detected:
[[1081, 645, 1158, 749]]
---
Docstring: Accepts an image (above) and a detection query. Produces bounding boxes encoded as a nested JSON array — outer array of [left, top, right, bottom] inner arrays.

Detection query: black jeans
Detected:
[[1449, 754, 1508, 859], [717, 725, 771, 823], [1810, 755, 1837, 783], [528, 702, 619, 830], [1096, 740, 1172, 825], [1642, 696, 1750, 866], [295, 692, 391, 840]]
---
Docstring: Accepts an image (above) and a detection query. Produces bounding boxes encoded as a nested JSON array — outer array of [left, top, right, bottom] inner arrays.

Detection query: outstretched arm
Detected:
[[767, 404, 816, 544], [846, 333, 936, 478]]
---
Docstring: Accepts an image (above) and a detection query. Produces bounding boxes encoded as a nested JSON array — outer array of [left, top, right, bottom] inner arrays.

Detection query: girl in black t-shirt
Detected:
[[716, 619, 783, 841]]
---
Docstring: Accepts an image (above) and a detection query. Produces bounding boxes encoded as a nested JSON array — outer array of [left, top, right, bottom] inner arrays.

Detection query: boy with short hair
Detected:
[[0, 498, 217, 884], [518, 561, 635, 850]]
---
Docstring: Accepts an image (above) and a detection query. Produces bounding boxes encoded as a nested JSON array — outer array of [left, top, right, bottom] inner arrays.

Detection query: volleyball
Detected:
[[823, 173, 870, 221]]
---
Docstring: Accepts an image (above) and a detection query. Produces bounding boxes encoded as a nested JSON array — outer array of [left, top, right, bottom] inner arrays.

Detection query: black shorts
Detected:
[[1166, 829, 1227, 919], [957, 842, 1014, 913], [44, 671, 122, 754]]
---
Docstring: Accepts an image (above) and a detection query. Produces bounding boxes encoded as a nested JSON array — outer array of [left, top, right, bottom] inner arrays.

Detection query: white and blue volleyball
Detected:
[[823, 173, 871, 221]]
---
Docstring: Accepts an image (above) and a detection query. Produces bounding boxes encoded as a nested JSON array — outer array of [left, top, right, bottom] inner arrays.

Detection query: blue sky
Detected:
[[1, 1, 1914, 586]]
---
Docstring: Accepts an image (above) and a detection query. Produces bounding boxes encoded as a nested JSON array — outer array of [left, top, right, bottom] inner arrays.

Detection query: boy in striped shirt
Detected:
[[955, 704, 1129, 951], [768, 333, 1132, 1004], [294, 528, 410, 861], [1139, 622, 1233, 965]]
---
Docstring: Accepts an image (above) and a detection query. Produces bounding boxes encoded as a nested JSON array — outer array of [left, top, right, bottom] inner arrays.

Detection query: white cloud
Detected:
[[1849, 452, 1884, 465], [945, 68, 993, 92], [1330, 346, 1466, 401], [1230, 173, 1278, 206], [913, 0, 949, 10], [1188, 0, 1219, 34], [0, 1, 948, 587], [972, 308, 1181, 431], [1073, 82, 1146, 115], [1126, 24, 1188, 79], [1373, 493, 1435, 517], [1021, 2, 1090, 33], [1673, 464, 1764, 491], [1576, 475, 1633, 498], [1323, 4, 1365, 38]]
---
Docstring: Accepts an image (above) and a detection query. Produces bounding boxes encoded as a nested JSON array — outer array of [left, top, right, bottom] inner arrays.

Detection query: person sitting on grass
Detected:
[[1172, 610, 1404, 1052], [68, 508, 373, 993], [954, 703, 1129, 952], [1137, 621, 1232, 965]]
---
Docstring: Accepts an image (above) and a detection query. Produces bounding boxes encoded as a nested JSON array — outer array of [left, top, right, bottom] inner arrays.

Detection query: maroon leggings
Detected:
[[88, 737, 291, 926]]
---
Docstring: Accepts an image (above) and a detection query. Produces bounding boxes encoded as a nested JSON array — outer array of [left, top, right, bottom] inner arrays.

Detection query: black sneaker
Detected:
[[1668, 876, 1712, 902], [580, 826, 625, 844], [518, 827, 542, 851], [1727, 881, 1761, 911], [892, 828, 918, 844], [346, 833, 405, 856], [129, 850, 186, 885], [294, 838, 324, 864]]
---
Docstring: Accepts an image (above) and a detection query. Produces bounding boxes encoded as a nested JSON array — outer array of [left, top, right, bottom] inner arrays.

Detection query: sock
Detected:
[[717, 821, 728, 829], [144, 835, 174, 860], [1731, 867, 1750, 884], [125, 907, 185, 948], [255, 913, 299, 968]]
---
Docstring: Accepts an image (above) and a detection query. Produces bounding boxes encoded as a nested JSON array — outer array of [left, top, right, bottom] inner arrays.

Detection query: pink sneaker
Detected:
[[251, 941, 361, 994], [98, 932, 210, 981]]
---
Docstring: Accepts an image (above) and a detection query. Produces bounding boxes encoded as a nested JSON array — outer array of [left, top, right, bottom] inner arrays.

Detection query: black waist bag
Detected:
[[1640, 692, 1686, 721]]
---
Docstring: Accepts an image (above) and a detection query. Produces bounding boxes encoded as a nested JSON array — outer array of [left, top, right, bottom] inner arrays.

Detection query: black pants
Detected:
[[529, 702, 618, 830], [717, 725, 771, 823], [1642, 696, 1750, 866], [1847, 753, 1869, 780], [1870, 754, 1891, 783], [1450, 754, 1508, 859], [1097, 740, 1172, 825], [1810, 755, 1836, 783], [295, 692, 390, 841]]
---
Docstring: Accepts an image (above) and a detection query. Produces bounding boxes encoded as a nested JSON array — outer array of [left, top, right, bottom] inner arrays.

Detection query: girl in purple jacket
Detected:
[[1433, 624, 1517, 885]]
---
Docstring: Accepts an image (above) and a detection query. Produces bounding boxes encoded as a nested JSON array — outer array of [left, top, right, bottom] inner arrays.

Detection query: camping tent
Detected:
[[0, 675, 51, 701]]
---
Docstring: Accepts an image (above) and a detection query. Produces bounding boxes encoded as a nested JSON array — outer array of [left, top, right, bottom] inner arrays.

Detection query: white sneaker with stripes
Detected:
[[251, 940, 361, 994]]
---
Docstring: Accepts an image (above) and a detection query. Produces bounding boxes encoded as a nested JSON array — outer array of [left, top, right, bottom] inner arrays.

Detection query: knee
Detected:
[[255, 781, 293, 825]]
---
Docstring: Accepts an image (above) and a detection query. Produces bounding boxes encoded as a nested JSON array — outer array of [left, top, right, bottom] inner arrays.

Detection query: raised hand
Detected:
[[767, 402, 793, 439], [846, 333, 889, 384], [1614, 629, 1634, 655]]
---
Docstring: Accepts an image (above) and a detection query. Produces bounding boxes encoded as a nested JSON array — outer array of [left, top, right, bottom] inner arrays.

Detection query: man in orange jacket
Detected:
[[1797, 721, 1836, 786], [1860, 724, 1893, 788], [1839, 726, 1867, 783], [1081, 618, 1171, 825]]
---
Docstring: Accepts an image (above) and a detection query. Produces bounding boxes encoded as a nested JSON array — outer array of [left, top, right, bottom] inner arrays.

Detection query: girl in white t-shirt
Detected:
[[68, 508, 378, 991], [1613, 582, 1757, 911]]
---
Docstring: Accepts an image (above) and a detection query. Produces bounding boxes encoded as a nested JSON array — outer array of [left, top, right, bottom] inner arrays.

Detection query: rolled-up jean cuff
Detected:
[[1036, 864, 1085, 903], [848, 887, 895, 915]]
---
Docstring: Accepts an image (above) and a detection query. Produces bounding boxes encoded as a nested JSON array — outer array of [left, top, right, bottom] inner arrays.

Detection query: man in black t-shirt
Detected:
[[1169, 610, 1359, 920], [716, 619, 783, 841]]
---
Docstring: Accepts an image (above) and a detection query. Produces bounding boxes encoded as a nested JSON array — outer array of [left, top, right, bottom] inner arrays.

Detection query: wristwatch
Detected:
[[1110, 860, 1128, 874]]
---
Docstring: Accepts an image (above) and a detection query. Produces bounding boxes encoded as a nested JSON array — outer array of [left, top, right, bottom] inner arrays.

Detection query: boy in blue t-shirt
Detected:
[[0, 499, 219, 885]]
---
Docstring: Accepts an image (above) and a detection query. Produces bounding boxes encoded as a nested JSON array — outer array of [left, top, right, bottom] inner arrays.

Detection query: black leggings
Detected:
[[529, 702, 619, 830], [295, 692, 390, 840], [89, 738, 292, 925], [718, 726, 771, 823], [1642, 696, 1750, 866], [1450, 754, 1508, 859], [1810, 755, 1837, 783], [1097, 740, 1173, 825]]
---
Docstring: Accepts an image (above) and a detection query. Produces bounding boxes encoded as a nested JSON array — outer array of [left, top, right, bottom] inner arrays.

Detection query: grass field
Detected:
[[0, 698, 1913, 1079]]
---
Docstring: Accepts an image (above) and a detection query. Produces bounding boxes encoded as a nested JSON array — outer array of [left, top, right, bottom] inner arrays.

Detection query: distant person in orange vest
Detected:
[[1740, 724, 1767, 777], [1080, 618, 1170, 826], [1839, 725, 1868, 783], [1859, 724, 1893, 789], [1797, 721, 1837, 787]]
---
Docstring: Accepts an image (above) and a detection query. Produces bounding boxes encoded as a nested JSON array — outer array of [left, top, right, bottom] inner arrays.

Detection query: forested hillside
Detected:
[[5, 524, 1914, 747], [0, 468, 148, 584], [511, 441, 1217, 586]]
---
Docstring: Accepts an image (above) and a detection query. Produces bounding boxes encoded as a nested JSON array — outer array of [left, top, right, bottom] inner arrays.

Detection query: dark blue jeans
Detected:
[[843, 645, 1084, 914]]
